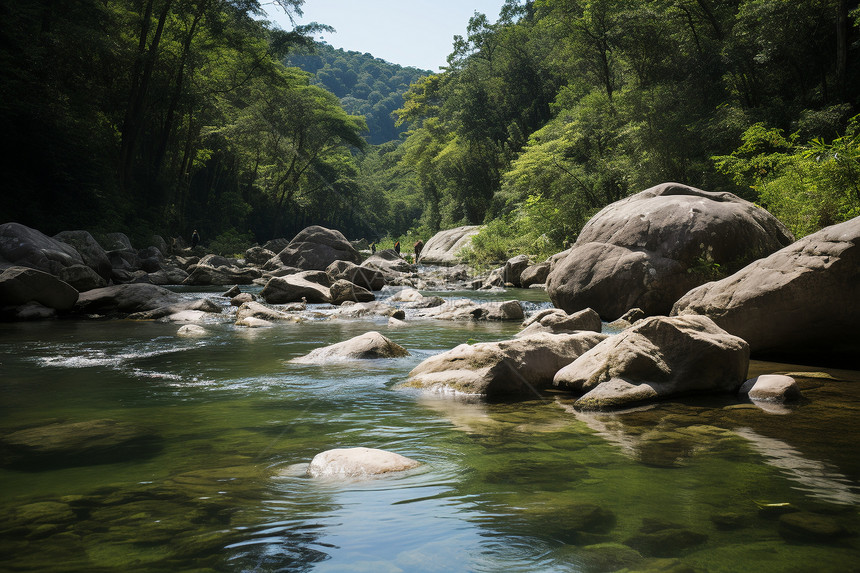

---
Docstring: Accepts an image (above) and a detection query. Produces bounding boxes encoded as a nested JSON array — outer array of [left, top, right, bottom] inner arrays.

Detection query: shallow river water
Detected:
[[1, 287, 859, 572]]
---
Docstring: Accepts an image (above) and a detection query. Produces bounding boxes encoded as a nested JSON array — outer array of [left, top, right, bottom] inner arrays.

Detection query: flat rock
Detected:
[[290, 331, 410, 363], [76, 283, 183, 314], [306, 447, 420, 478], [517, 308, 601, 337]]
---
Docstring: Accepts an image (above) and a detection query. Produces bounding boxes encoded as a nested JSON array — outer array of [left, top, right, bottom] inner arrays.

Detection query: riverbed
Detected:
[[1, 287, 858, 572]]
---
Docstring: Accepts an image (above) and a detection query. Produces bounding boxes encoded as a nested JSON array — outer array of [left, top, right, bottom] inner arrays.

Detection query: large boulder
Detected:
[[671, 216, 860, 364], [57, 264, 108, 292], [235, 301, 302, 325], [326, 260, 386, 291], [0, 266, 79, 311], [75, 283, 183, 314], [520, 262, 550, 288], [290, 331, 409, 363], [418, 225, 482, 265], [182, 260, 261, 286], [416, 298, 524, 321], [53, 230, 112, 280], [0, 223, 84, 274], [362, 249, 413, 274], [516, 308, 602, 338], [329, 279, 375, 304], [260, 271, 331, 304], [0, 419, 162, 470], [306, 447, 420, 478], [401, 332, 607, 398], [244, 246, 277, 267], [553, 315, 750, 410], [504, 254, 531, 287], [269, 226, 361, 271], [546, 183, 794, 320], [100, 232, 135, 252]]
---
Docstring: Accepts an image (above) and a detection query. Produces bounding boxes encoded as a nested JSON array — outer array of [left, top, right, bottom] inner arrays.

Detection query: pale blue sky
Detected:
[[263, 0, 509, 71]]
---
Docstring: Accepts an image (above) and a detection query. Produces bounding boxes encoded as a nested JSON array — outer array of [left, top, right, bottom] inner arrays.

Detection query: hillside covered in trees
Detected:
[[285, 43, 428, 145], [2, 0, 859, 259]]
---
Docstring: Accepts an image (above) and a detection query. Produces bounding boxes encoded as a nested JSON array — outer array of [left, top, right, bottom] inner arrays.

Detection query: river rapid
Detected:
[[1, 286, 859, 572]]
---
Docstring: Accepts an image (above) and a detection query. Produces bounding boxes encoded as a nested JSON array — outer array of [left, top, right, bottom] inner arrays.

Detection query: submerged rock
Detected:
[[290, 331, 410, 363], [554, 315, 749, 410], [177, 324, 207, 337], [0, 419, 163, 470], [402, 332, 607, 398], [306, 447, 420, 478]]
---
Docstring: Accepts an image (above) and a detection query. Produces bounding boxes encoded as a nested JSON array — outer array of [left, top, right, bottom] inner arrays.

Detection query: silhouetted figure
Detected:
[[191, 229, 200, 248], [394, 241, 401, 255], [414, 240, 424, 261], [371, 242, 376, 254]]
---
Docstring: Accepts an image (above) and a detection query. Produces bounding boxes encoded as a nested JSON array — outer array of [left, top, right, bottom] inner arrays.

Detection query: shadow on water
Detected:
[[0, 289, 859, 572]]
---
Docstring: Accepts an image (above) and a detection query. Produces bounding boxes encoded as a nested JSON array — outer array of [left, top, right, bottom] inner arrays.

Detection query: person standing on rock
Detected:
[[191, 229, 200, 248], [414, 240, 424, 262], [394, 241, 401, 255]]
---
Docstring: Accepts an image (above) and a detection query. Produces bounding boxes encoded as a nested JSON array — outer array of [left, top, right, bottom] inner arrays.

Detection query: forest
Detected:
[[1, 0, 859, 259]]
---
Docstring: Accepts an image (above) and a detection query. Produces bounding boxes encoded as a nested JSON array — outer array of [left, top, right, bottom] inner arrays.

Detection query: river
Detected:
[[1, 287, 858, 572]]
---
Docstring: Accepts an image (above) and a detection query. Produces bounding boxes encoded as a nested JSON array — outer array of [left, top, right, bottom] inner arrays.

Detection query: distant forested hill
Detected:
[[285, 43, 429, 144]]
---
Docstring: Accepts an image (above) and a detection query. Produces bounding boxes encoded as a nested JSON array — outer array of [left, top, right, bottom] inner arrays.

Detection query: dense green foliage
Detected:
[[285, 43, 428, 145], [2, 0, 858, 257], [0, 0, 377, 244], [375, 0, 860, 262]]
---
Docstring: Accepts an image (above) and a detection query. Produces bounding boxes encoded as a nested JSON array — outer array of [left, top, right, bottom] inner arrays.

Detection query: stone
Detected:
[[236, 316, 274, 328], [54, 230, 112, 280], [327, 260, 387, 291], [269, 225, 361, 270], [0, 266, 79, 311], [418, 225, 482, 265], [517, 308, 602, 337], [101, 232, 134, 252], [107, 249, 141, 272], [260, 271, 331, 304], [417, 299, 525, 321], [177, 324, 207, 337], [2, 301, 56, 320], [182, 262, 260, 286], [0, 222, 84, 275], [263, 237, 290, 253], [306, 447, 420, 478], [235, 301, 302, 323], [244, 246, 276, 266], [520, 262, 550, 288], [290, 331, 410, 363], [75, 283, 183, 315], [739, 375, 802, 403], [0, 419, 163, 470], [57, 264, 107, 292], [331, 301, 404, 319], [779, 511, 848, 542], [145, 266, 189, 285], [672, 216, 860, 365], [504, 254, 531, 287], [546, 182, 794, 320], [222, 285, 241, 298], [230, 292, 256, 306], [402, 332, 607, 398], [362, 249, 413, 274], [0, 267, 78, 310], [330, 279, 375, 304], [126, 298, 222, 320], [624, 520, 708, 557], [554, 315, 750, 410]]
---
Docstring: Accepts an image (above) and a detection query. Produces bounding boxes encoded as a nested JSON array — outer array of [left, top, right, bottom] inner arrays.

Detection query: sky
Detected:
[[263, 0, 509, 71]]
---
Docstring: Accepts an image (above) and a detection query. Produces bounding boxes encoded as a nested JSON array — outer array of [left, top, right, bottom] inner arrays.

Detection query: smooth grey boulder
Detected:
[[418, 225, 481, 265], [306, 447, 420, 478], [417, 299, 524, 321], [146, 266, 189, 285], [57, 264, 107, 292], [76, 283, 183, 314], [101, 232, 134, 252], [54, 230, 112, 280], [739, 375, 802, 403], [261, 271, 332, 304], [331, 301, 404, 319], [516, 308, 602, 337], [235, 301, 302, 325], [554, 315, 749, 410], [330, 279, 375, 304], [520, 262, 550, 288], [269, 226, 361, 271], [0, 266, 79, 311], [244, 246, 276, 267], [290, 331, 409, 363], [182, 262, 260, 286], [0, 222, 85, 274], [127, 298, 222, 320], [672, 216, 860, 364], [402, 332, 607, 398], [546, 183, 794, 320], [0, 419, 163, 470], [362, 249, 413, 274], [107, 249, 141, 272], [326, 260, 386, 291]]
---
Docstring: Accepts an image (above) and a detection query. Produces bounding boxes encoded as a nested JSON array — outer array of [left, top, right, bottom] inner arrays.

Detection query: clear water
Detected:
[[1, 289, 858, 572]]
